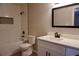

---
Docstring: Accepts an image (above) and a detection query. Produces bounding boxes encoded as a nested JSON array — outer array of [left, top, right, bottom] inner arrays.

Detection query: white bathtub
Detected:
[[0, 41, 22, 56]]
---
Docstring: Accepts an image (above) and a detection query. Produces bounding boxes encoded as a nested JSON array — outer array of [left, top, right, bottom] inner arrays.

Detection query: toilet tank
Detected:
[[28, 35, 36, 44]]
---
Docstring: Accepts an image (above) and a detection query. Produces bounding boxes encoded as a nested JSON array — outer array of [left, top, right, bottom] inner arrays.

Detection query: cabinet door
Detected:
[[66, 48, 79, 56], [38, 46, 50, 56], [38, 47, 46, 56], [37, 39, 65, 56], [37, 40, 46, 56], [46, 42, 65, 56], [37, 40, 50, 56], [48, 48, 65, 56]]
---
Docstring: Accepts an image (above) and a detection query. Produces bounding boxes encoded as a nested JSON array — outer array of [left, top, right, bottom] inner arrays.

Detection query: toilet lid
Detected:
[[20, 43, 32, 50]]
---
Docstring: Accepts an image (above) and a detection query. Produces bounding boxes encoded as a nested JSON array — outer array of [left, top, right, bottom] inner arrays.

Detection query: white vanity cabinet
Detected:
[[37, 39, 65, 56], [37, 35, 79, 56]]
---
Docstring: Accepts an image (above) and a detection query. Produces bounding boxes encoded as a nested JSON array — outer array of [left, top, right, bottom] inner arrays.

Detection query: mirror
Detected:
[[52, 3, 79, 28]]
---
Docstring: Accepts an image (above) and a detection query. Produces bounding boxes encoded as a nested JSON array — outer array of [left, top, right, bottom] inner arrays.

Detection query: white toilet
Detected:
[[20, 35, 36, 56]]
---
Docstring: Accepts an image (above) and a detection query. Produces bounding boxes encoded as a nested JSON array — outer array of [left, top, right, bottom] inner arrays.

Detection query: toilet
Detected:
[[20, 35, 36, 56]]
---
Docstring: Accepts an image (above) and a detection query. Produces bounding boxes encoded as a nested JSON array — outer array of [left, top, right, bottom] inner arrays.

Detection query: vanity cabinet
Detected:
[[37, 39, 79, 56], [37, 39, 65, 56]]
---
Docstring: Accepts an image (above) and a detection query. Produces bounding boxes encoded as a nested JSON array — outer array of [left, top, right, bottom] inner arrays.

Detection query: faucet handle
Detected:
[[55, 32, 58, 36], [55, 32, 58, 34], [58, 34, 61, 38], [54, 32, 61, 38], [59, 33, 61, 36]]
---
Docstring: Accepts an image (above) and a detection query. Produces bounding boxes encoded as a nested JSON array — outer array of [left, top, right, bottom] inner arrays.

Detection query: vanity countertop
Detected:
[[37, 35, 79, 49]]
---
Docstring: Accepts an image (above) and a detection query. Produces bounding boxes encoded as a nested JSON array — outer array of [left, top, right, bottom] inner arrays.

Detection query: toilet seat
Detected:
[[20, 43, 32, 50], [20, 43, 33, 56]]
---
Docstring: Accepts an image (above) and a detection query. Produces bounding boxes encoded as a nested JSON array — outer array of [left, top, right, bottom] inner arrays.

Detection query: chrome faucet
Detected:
[[54, 32, 61, 38]]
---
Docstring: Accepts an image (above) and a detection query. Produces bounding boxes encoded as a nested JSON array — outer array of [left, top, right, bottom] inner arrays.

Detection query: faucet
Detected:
[[54, 32, 61, 38], [21, 30, 27, 43]]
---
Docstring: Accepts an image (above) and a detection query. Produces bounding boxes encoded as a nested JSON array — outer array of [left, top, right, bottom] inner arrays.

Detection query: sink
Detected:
[[49, 37, 63, 40], [39, 35, 63, 41], [45, 35, 63, 40]]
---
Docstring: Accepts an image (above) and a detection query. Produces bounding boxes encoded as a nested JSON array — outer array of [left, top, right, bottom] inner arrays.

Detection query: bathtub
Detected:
[[0, 41, 22, 56]]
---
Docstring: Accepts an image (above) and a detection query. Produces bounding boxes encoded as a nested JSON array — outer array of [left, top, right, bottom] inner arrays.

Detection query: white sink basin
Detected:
[[51, 37, 63, 40], [41, 35, 63, 40]]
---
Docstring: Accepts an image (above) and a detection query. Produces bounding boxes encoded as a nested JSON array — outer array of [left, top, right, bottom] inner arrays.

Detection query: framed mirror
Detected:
[[52, 3, 79, 28]]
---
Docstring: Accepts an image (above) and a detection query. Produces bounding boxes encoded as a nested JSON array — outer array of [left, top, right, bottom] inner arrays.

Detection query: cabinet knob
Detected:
[[49, 53, 50, 56], [46, 51, 48, 56], [46, 51, 51, 56]]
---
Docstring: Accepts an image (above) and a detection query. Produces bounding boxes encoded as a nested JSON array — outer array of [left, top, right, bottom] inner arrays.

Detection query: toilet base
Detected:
[[22, 46, 33, 56]]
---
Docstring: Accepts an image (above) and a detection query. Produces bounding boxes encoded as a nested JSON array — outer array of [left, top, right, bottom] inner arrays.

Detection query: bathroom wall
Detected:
[[0, 3, 22, 55], [28, 3, 79, 37], [20, 4, 28, 40], [28, 3, 52, 37]]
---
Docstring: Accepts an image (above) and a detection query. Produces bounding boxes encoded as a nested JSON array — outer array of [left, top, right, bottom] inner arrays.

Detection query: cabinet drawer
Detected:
[[38, 39, 65, 54]]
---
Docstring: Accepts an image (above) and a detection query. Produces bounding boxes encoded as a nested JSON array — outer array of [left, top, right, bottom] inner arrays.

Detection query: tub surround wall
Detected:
[[20, 4, 28, 41], [0, 4, 28, 55], [0, 4, 22, 55], [0, 3, 22, 44]]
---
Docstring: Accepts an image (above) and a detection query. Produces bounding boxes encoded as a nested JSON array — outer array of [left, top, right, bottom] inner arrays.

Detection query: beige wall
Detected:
[[0, 3, 22, 43], [28, 3, 52, 36], [20, 4, 28, 40], [0, 3, 29, 55], [28, 3, 79, 37], [0, 3, 22, 55]]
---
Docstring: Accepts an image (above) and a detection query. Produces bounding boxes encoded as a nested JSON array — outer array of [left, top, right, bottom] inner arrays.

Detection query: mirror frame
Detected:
[[52, 3, 79, 28]]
